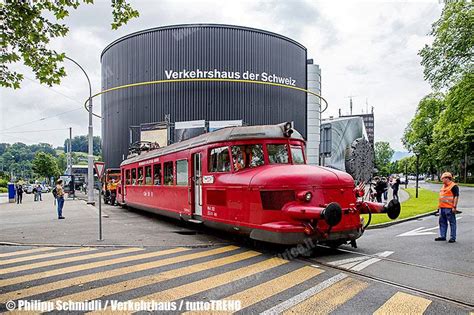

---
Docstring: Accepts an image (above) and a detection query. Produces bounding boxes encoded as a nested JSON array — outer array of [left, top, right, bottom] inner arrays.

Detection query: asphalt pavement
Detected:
[[311, 181, 474, 306]]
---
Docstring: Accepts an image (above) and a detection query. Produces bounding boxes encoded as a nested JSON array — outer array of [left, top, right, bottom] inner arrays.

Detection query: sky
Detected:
[[0, 0, 443, 151]]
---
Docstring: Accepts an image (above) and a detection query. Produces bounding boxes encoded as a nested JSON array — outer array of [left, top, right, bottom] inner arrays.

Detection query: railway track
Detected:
[[297, 244, 474, 310]]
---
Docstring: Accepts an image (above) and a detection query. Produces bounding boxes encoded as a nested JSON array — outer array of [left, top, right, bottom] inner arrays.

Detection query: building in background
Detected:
[[101, 24, 311, 168], [339, 109, 375, 147]]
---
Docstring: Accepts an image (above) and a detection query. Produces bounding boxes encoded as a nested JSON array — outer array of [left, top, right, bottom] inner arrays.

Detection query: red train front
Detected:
[[116, 123, 400, 246]]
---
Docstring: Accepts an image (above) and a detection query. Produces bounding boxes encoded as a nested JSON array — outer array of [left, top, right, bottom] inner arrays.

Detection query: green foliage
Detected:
[[0, 142, 57, 180], [403, 94, 445, 175], [1, 0, 139, 89], [419, 2, 474, 90], [32, 152, 61, 179], [0, 187, 8, 193], [64, 135, 101, 155], [0, 178, 8, 188], [431, 73, 474, 174], [374, 141, 394, 175]]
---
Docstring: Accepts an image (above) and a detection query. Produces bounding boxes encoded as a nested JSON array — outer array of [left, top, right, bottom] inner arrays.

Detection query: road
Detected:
[[0, 183, 473, 313], [310, 181, 474, 308], [0, 244, 472, 314]]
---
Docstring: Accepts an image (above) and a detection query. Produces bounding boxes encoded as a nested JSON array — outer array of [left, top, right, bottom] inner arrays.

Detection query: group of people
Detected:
[[14, 183, 44, 203], [372, 176, 401, 202]]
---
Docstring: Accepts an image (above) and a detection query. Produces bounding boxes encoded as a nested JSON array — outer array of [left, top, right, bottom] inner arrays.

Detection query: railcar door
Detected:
[[192, 153, 203, 216]]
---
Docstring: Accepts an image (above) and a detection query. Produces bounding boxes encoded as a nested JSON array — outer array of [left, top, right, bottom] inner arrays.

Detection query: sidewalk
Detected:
[[0, 192, 230, 247]]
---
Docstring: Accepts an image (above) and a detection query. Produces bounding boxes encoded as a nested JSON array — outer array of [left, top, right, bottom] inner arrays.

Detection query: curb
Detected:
[[0, 241, 230, 249], [367, 210, 438, 229]]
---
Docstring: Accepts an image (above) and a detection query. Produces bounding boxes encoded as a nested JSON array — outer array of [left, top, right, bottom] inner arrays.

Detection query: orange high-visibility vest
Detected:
[[439, 182, 456, 208]]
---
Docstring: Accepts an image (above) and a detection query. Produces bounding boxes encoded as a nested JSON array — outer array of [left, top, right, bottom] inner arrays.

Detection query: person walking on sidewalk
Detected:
[[55, 179, 66, 219], [435, 172, 459, 243]]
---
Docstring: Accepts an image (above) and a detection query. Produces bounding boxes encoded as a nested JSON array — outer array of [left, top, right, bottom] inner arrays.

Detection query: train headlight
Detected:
[[297, 191, 312, 202]]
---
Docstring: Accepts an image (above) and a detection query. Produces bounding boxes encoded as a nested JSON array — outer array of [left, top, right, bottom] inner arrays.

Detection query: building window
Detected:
[[208, 147, 231, 172], [153, 164, 162, 185], [267, 144, 289, 164], [176, 160, 188, 186], [145, 165, 152, 185], [164, 161, 174, 185], [290, 146, 305, 164]]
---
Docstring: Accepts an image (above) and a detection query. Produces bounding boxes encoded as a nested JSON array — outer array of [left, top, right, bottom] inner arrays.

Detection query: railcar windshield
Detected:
[[290, 146, 305, 164], [231, 144, 265, 171], [267, 144, 289, 164]]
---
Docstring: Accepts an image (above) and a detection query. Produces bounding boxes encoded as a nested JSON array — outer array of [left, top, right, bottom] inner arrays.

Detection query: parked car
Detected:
[[24, 185, 34, 194], [40, 184, 50, 193]]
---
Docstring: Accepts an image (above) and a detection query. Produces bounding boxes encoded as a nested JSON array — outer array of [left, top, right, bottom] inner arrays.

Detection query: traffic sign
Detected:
[[94, 162, 106, 180]]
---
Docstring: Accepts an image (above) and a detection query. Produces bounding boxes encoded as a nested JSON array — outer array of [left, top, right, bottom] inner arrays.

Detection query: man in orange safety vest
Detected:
[[435, 172, 460, 243]]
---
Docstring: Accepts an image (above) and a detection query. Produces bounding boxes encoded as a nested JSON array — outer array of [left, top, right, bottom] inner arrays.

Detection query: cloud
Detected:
[[0, 0, 443, 151]]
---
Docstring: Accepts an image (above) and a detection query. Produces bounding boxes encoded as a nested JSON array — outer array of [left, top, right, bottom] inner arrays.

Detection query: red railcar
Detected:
[[117, 123, 399, 245]]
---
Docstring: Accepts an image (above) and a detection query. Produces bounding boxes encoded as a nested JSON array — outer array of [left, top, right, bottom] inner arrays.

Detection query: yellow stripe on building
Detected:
[[374, 292, 432, 315], [0, 247, 56, 259], [58, 250, 261, 303], [0, 246, 237, 302], [283, 277, 368, 314]]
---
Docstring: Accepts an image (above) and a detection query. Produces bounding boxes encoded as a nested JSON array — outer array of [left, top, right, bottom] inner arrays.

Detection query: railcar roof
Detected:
[[121, 123, 304, 166]]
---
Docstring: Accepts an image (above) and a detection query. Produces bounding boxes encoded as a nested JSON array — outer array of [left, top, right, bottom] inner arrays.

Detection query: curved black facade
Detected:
[[101, 24, 307, 167]]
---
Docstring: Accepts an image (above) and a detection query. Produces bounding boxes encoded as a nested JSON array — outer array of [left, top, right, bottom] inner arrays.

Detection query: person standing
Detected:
[[382, 177, 389, 202], [37, 184, 43, 201], [55, 179, 66, 219], [16, 184, 23, 204], [33, 185, 38, 201], [435, 172, 459, 243], [374, 177, 384, 202], [392, 177, 401, 200]]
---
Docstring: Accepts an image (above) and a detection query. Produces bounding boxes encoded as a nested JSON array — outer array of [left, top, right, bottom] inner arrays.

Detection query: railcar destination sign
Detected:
[[164, 69, 297, 87]]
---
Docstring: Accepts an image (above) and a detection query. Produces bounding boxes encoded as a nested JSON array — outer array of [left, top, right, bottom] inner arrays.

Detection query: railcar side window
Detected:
[[267, 144, 289, 164], [145, 165, 152, 185], [125, 169, 131, 185], [231, 144, 264, 171], [138, 167, 144, 185], [131, 168, 137, 185], [291, 146, 305, 164], [153, 164, 162, 185], [176, 160, 188, 186], [164, 161, 174, 185], [209, 147, 230, 172]]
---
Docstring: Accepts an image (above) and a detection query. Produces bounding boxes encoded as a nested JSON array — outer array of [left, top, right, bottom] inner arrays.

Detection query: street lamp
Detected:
[[64, 56, 95, 205]]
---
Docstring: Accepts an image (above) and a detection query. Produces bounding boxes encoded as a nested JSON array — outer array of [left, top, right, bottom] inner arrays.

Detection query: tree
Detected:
[[374, 142, 394, 175], [403, 94, 445, 178], [1, 0, 139, 89], [64, 135, 101, 155], [432, 73, 474, 181], [419, 2, 474, 90], [32, 152, 61, 179]]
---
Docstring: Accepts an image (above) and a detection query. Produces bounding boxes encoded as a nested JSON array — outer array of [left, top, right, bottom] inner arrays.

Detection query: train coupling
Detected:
[[284, 202, 343, 227]]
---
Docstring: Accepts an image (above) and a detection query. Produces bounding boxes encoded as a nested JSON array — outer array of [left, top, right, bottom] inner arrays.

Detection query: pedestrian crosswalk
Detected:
[[0, 246, 470, 314]]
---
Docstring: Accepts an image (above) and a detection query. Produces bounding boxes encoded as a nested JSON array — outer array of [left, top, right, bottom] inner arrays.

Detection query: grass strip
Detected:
[[362, 188, 439, 225]]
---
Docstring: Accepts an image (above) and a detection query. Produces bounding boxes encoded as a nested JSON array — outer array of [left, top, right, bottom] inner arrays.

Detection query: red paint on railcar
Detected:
[[117, 123, 399, 245]]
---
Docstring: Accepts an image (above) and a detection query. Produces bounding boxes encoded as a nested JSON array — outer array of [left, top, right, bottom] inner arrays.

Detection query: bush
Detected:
[[0, 179, 8, 188], [0, 187, 8, 193]]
